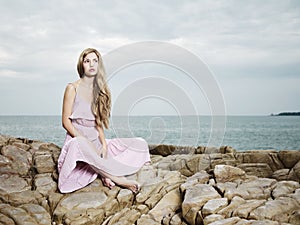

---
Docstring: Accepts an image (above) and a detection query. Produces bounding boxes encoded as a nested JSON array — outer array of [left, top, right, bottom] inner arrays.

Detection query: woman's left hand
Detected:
[[99, 146, 107, 158]]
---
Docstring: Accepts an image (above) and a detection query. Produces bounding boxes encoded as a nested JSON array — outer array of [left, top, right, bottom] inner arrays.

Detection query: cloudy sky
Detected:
[[0, 0, 299, 116]]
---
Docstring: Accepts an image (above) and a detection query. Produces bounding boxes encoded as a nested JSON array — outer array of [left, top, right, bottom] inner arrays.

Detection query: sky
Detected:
[[0, 0, 299, 116]]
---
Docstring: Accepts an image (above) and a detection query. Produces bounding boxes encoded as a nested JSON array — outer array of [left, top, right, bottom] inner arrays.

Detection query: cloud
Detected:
[[0, 0, 299, 115]]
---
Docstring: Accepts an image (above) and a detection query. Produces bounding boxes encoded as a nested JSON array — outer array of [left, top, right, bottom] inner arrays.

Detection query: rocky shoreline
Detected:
[[0, 134, 299, 225]]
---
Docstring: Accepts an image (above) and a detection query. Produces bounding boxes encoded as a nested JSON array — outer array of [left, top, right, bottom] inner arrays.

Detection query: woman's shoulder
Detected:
[[66, 80, 81, 91]]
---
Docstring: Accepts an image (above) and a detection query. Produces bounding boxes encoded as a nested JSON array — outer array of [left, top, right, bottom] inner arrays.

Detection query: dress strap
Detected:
[[68, 82, 79, 93]]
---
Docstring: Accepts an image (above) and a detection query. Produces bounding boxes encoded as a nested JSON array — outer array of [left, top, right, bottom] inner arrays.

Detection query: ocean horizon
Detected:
[[0, 115, 299, 151]]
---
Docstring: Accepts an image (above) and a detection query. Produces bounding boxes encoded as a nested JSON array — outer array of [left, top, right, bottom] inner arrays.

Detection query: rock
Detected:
[[0, 174, 30, 194], [180, 171, 210, 192], [53, 191, 108, 224], [218, 196, 246, 218], [0, 203, 48, 225], [225, 178, 276, 200], [235, 151, 284, 171], [232, 199, 266, 219], [237, 163, 273, 178], [34, 152, 55, 174], [1, 145, 32, 176], [278, 150, 300, 168], [208, 216, 241, 225], [289, 209, 300, 225], [203, 214, 225, 225], [249, 197, 299, 222], [20, 203, 51, 225], [202, 198, 228, 217], [150, 144, 176, 156], [34, 173, 57, 196], [271, 180, 300, 198], [182, 184, 221, 225], [272, 169, 295, 181], [292, 160, 300, 181], [0, 134, 300, 224], [148, 188, 182, 223], [214, 165, 246, 183]]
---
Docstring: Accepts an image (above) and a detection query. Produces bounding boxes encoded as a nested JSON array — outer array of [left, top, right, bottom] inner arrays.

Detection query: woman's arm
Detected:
[[97, 125, 108, 158], [62, 84, 81, 137]]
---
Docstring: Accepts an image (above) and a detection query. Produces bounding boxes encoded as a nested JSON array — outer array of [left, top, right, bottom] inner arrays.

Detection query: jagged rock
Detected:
[[34, 152, 55, 174], [237, 163, 273, 178], [232, 199, 266, 219], [235, 151, 284, 171], [208, 216, 241, 225], [218, 196, 246, 218], [0, 174, 30, 194], [272, 168, 295, 181], [203, 214, 225, 225], [34, 173, 57, 196], [202, 198, 228, 217], [180, 170, 210, 192], [289, 209, 300, 224], [182, 184, 221, 225], [249, 197, 299, 222], [292, 160, 300, 181], [224, 178, 276, 200], [214, 165, 246, 183], [271, 180, 300, 198], [53, 191, 108, 224], [147, 188, 182, 223], [1, 145, 32, 176], [278, 150, 300, 168]]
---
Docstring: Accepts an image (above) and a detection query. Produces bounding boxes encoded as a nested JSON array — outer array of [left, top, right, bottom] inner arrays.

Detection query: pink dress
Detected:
[[57, 87, 151, 193]]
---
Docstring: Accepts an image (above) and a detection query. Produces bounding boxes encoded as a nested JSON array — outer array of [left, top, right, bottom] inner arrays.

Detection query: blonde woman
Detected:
[[58, 48, 150, 193]]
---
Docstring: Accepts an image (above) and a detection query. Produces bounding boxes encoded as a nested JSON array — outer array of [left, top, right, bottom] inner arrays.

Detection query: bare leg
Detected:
[[91, 166, 140, 193], [100, 176, 115, 189]]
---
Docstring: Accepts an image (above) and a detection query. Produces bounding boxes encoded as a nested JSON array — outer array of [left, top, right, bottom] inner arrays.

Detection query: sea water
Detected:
[[0, 115, 299, 150]]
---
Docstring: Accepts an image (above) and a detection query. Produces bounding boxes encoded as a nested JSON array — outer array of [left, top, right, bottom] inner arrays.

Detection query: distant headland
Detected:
[[270, 112, 300, 116]]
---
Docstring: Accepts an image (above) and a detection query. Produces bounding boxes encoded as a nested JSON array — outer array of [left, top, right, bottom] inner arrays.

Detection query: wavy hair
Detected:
[[77, 48, 111, 129]]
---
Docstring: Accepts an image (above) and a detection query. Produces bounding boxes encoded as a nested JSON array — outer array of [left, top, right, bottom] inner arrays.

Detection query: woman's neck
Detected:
[[80, 76, 94, 89]]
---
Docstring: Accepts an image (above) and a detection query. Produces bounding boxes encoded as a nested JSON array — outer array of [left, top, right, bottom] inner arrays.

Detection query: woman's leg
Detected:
[[100, 176, 115, 189], [91, 165, 140, 193]]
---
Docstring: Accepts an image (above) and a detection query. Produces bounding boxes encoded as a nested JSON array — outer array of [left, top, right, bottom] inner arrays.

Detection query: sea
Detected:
[[0, 115, 299, 151]]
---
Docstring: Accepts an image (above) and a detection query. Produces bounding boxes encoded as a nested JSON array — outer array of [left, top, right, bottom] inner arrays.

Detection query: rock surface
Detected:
[[0, 135, 299, 224]]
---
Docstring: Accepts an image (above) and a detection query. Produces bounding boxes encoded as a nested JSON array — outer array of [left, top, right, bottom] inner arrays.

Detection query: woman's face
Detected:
[[82, 52, 99, 76]]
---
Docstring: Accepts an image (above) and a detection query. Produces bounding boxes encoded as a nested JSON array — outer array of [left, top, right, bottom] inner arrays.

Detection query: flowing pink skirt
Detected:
[[57, 119, 150, 193]]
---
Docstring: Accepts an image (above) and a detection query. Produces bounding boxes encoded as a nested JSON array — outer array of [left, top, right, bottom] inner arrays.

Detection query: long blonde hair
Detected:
[[77, 48, 111, 129]]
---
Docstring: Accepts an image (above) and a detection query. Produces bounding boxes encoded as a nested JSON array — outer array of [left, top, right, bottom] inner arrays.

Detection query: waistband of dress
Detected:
[[72, 118, 96, 127]]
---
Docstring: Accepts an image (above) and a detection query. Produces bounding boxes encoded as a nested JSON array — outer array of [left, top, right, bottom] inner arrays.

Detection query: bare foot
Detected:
[[101, 177, 115, 189], [121, 180, 140, 193]]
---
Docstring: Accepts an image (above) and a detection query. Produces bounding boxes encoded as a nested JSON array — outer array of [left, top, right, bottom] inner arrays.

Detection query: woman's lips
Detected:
[[89, 69, 95, 72]]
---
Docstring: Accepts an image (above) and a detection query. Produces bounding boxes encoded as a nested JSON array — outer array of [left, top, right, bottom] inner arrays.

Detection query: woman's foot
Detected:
[[101, 177, 115, 189], [121, 180, 140, 193]]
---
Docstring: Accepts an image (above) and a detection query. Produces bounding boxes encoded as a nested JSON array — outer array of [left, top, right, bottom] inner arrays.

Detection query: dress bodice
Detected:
[[69, 91, 95, 121]]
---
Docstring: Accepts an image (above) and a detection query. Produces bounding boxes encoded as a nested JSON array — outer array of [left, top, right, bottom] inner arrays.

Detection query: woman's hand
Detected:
[[99, 146, 107, 158]]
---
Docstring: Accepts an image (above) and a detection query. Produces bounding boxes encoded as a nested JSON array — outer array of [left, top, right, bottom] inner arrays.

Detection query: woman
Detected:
[[57, 48, 150, 193]]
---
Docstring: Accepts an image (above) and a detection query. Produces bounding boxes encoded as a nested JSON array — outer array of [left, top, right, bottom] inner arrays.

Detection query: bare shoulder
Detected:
[[65, 80, 80, 92]]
